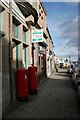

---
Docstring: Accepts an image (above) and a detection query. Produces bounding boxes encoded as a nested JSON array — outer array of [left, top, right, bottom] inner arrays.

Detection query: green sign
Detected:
[[32, 29, 43, 43]]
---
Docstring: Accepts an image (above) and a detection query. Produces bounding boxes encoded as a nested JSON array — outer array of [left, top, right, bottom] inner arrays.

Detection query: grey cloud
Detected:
[[58, 16, 78, 48], [60, 54, 78, 58], [59, 47, 78, 58], [66, 40, 78, 48], [57, 16, 79, 60], [59, 20, 72, 29], [43, 0, 79, 2]]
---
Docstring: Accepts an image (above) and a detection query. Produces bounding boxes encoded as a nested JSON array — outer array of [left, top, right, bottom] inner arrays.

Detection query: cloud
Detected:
[[58, 16, 78, 47], [58, 46, 78, 60], [43, 0, 79, 2], [44, 2, 78, 60], [57, 16, 78, 60]]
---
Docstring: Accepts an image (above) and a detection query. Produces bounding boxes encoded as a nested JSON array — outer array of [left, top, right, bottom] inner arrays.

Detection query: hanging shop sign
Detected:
[[31, 28, 43, 43]]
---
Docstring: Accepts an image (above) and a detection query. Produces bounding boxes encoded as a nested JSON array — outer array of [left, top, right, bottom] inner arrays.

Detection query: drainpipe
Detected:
[[32, 43, 34, 66], [30, 26, 34, 66], [9, 0, 13, 103]]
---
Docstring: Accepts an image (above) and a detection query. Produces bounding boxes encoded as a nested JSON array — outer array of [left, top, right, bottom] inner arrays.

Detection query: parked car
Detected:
[[59, 63, 63, 69], [67, 64, 75, 78], [74, 64, 80, 100], [78, 85, 80, 100], [73, 76, 80, 90], [67, 65, 70, 75], [72, 64, 80, 90], [55, 65, 58, 72], [68, 63, 80, 100]]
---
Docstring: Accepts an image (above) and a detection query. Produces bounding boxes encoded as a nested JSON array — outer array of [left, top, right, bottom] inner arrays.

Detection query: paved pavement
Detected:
[[5, 69, 80, 118]]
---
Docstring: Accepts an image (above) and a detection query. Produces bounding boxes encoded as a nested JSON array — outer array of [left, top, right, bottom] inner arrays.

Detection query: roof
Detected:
[[46, 27, 53, 45]]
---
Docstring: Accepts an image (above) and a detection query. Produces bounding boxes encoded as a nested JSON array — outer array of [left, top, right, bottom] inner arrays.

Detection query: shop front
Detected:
[[38, 41, 47, 82]]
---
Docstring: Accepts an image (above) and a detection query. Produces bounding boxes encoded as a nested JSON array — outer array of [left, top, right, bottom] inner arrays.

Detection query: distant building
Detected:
[[54, 55, 71, 68]]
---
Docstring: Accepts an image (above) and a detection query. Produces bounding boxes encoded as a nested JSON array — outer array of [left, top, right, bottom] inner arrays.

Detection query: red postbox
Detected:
[[28, 66, 38, 94], [16, 68, 28, 100]]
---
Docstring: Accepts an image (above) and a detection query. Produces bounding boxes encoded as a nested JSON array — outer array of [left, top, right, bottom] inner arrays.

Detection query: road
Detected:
[[5, 69, 80, 118]]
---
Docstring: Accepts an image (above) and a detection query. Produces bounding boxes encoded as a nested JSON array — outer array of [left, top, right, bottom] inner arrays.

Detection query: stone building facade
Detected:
[[0, 0, 54, 116]]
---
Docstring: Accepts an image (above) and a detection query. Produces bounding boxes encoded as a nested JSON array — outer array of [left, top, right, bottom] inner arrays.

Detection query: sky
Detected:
[[43, 2, 78, 61]]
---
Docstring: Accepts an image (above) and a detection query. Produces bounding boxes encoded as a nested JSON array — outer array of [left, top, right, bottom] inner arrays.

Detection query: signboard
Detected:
[[31, 28, 43, 43]]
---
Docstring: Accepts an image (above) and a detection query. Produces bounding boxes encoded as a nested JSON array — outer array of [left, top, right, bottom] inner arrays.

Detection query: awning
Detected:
[[16, 2, 38, 24], [38, 41, 48, 48], [12, 37, 21, 48], [26, 21, 41, 29], [23, 42, 29, 48]]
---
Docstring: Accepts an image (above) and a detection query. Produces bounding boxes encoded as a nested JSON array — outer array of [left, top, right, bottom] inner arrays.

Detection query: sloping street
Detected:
[[5, 69, 80, 118]]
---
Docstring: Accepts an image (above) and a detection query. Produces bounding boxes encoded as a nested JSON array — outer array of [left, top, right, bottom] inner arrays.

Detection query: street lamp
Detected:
[[69, 56, 71, 65]]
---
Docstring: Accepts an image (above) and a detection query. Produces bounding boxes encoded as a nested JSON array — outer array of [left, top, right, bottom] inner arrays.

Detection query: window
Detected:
[[0, 12, 2, 71], [39, 56, 40, 66], [0, 36, 1, 72], [0, 12, 2, 30], [12, 23, 19, 68], [41, 10, 43, 13], [41, 16, 43, 20], [39, 5, 41, 9], [23, 30, 27, 68], [16, 45, 18, 68], [12, 23, 18, 38], [39, 13, 41, 16], [23, 31, 26, 43], [23, 47, 27, 68]]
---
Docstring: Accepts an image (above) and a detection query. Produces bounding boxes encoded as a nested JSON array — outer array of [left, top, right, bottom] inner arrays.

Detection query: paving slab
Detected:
[[4, 69, 80, 118]]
